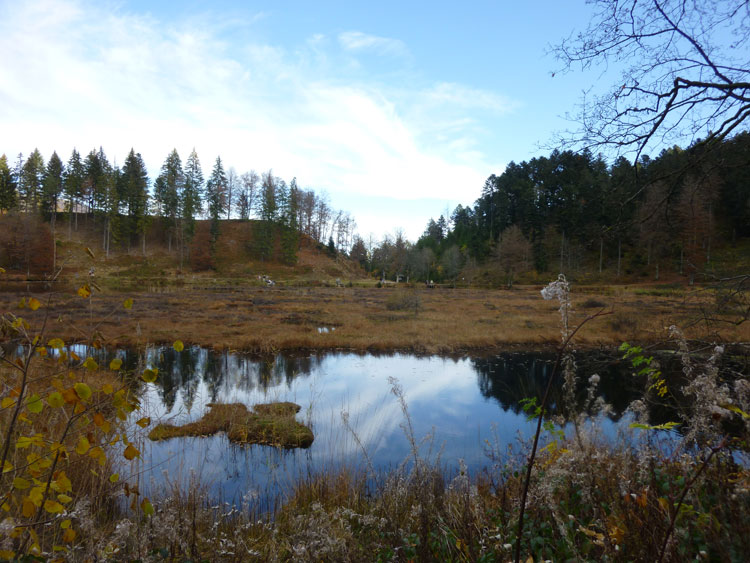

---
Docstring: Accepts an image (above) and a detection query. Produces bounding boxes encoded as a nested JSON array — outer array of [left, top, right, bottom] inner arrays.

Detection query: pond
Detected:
[[94, 345, 680, 511]]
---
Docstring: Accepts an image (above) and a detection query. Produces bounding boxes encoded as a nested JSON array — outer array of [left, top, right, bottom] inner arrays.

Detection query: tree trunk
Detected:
[[616, 239, 621, 278], [599, 237, 603, 274], [560, 231, 565, 274]]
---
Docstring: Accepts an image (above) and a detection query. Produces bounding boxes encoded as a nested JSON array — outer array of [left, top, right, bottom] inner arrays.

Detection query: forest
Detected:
[[3, 132, 749, 288], [0, 147, 357, 273]]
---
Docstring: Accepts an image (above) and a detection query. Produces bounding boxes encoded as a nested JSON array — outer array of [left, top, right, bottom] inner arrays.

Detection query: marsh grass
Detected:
[[148, 402, 314, 448], [1, 285, 745, 354]]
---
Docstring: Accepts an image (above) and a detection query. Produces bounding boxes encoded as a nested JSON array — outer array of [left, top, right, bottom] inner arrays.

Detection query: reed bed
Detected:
[[0, 284, 745, 354]]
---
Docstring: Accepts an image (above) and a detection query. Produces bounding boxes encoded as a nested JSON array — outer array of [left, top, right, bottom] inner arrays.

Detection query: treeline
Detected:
[[364, 133, 750, 285], [0, 147, 357, 270]]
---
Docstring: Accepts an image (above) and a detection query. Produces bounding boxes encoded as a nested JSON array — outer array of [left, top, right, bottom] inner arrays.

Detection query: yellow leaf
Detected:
[[724, 404, 750, 419], [77, 285, 91, 299], [28, 298, 41, 311], [82, 357, 98, 372], [74, 382, 92, 400], [1, 503, 9, 512], [75, 436, 90, 455], [35, 347, 47, 357], [2, 461, 13, 473], [173, 340, 184, 352], [13, 477, 31, 490], [0, 266, 4, 273], [26, 394, 44, 414], [57, 494, 72, 504], [47, 337, 65, 349], [109, 473, 119, 483], [52, 472, 72, 493], [109, 358, 122, 371], [62, 527, 76, 543], [123, 444, 140, 460], [16, 436, 34, 449], [658, 497, 670, 514], [0, 551, 13, 560], [136, 417, 151, 428], [89, 446, 106, 465], [22, 500, 35, 518], [60, 519, 71, 529], [102, 383, 114, 394], [18, 297, 26, 309], [1, 397, 15, 409], [123, 298, 133, 310], [47, 392, 64, 408], [140, 498, 155, 516], [141, 368, 158, 383], [44, 500, 64, 514]]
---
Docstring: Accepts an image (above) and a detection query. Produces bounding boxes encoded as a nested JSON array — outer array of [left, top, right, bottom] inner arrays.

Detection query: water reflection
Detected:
[[38, 345, 698, 507]]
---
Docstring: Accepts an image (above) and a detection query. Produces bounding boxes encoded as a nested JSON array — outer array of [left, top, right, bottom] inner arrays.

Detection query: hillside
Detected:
[[0, 214, 368, 286]]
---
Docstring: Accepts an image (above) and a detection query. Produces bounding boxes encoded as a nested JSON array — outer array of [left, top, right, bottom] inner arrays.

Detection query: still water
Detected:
[[99, 346, 662, 509]]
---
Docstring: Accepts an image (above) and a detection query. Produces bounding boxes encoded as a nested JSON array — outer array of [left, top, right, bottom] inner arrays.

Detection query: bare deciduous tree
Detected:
[[553, 0, 750, 161]]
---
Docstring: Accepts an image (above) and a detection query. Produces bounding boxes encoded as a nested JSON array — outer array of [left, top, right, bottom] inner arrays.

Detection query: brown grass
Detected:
[[1, 284, 746, 354], [149, 402, 314, 448]]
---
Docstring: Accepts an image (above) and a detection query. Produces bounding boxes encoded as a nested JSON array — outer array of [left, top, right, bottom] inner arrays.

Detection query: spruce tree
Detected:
[[205, 156, 227, 243], [20, 149, 45, 212], [64, 149, 84, 237], [0, 154, 17, 212], [42, 152, 64, 226], [182, 149, 204, 268]]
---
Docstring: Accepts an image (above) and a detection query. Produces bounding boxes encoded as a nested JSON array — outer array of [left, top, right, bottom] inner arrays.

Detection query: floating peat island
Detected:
[[148, 402, 314, 448]]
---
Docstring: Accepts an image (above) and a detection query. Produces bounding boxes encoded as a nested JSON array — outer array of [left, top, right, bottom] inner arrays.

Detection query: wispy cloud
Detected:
[[337, 31, 408, 57], [0, 0, 511, 238]]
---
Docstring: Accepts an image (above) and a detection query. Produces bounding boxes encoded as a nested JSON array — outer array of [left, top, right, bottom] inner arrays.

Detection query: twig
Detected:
[[514, 308, 610, 563]]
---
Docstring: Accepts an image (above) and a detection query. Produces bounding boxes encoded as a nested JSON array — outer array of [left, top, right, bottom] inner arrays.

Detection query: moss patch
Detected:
[[148, 401, 314, 448]]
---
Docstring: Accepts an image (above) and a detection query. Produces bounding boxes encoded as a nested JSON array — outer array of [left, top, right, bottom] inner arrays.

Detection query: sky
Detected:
[[0, 0, 609, 241]]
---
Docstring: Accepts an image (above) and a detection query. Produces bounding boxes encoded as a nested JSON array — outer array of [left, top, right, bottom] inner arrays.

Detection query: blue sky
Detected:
[[1, 0, 607, 241]]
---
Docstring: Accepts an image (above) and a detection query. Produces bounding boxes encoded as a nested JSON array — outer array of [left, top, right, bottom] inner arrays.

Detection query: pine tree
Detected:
[[0, 154, 17, 212], [255, 170, 278, 261], [280, 177, 300, 264], [120, 149, 150, 254], [154, 149, 183, 251], [19, 149, 45, 212], [64, 149, 84, 237], [42, 152, 64, 227], [205, 156, 227, 243], [182, 149, 204, 268]]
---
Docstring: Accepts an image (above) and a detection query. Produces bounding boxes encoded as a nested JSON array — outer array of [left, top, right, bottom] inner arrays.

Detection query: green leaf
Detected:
[[74, 383, 92, 401], [47, 392, 64, 408], [140, 498, 155, 516], [26, 394, 43, 414]]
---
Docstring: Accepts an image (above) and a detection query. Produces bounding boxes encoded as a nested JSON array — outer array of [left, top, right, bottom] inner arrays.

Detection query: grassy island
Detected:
[[148, 401, 314, 448]]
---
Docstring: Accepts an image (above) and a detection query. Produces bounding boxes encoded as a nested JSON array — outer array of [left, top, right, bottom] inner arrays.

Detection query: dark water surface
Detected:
[[97, 346, 669, 509]]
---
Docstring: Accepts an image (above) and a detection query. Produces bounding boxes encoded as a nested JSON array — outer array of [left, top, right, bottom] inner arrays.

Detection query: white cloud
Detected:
[[337, 31, 408, 57], [0, 0, 507, 239]]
